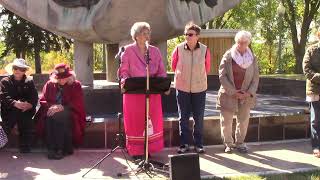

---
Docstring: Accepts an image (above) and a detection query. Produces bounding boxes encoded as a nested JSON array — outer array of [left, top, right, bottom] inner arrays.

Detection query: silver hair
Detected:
[[130, 22, 151, 41], [235, 30, 252, 43]]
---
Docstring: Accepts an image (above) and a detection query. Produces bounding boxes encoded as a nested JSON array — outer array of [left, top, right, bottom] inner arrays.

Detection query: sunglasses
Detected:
[[185, 33, 197, 37], [238, 41, 249, 45], [141, 32, 151, 36], [13, 66, 27, 72]]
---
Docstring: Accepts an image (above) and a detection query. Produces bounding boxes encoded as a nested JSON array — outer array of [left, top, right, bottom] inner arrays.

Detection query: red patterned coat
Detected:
[[35, 80, 86, 145]]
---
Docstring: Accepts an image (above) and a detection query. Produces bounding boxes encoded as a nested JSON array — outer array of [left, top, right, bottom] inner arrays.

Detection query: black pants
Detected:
[[45, 109, 73, 152], [2, 109, 34, 149]]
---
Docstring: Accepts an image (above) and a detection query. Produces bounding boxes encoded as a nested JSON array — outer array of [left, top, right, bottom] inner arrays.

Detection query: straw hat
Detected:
[[4, 58, 31, 74]]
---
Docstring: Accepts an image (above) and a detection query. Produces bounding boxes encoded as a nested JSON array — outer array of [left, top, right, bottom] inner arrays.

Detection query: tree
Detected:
[[205, 0, 280, 74], [281, 0, 320, 73], [204, 0, 259, 29], [204, 0, 319, 74], [0, 8, 72, 74]]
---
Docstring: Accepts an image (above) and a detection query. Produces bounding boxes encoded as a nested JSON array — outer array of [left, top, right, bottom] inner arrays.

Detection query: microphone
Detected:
[[145, 41, 150, 64]]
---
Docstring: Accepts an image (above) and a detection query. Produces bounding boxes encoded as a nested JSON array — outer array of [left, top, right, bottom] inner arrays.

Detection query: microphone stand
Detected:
[[143, 42, 151, 166], [132, 43, 168, 177], [82, 46, 127, 178]]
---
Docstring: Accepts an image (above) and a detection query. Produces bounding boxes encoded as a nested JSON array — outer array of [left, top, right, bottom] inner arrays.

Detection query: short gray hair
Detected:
[[235, 30, 252, 43], [130, 22, 151, 41]]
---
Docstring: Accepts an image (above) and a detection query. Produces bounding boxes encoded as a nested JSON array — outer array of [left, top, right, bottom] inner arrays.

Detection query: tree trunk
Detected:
[[15, 51, 26, 59], [282, 0, 320, 74], [15, 51, 20, 58], [268, 45, 272, 73], [34, 36, 42, 74], [293, 44, 305, 74]]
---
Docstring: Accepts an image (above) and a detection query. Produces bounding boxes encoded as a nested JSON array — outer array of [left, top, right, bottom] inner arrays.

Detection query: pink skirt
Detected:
[[123, 94, 164, 156]]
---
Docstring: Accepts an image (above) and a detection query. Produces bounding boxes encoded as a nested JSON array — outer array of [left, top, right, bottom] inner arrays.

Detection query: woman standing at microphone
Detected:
[[118, 22, 167, 159]]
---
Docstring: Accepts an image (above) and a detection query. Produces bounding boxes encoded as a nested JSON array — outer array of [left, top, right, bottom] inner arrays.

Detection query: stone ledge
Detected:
[[3, 113, 310, 149]]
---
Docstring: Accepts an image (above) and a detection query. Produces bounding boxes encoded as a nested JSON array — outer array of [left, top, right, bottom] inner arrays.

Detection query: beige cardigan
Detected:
[[216, 49, 259, 112]]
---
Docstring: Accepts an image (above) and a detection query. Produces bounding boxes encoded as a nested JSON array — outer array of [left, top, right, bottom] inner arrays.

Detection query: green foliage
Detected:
[[167, 36, 184, 71], [93, 44, 105, 72], [38, 50, 73, 73], [251, 42, 276, 74], [204, 0, 281, 74], [0, 7, 72, 73], [280, 0, 320, 73], [251, 40, 296, 74], [205, 0, 319, 74], [0, 41, 8, 68]]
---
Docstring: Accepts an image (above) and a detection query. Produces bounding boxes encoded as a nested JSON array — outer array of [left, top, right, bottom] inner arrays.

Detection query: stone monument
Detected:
[[0, 0, 242, 85]]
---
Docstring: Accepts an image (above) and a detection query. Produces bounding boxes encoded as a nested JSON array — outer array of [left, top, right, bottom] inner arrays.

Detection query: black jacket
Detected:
[[0, 75, 38, 119]]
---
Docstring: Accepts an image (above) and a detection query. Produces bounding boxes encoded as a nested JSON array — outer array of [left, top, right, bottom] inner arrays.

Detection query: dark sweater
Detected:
[[0, 75, 38, 118]]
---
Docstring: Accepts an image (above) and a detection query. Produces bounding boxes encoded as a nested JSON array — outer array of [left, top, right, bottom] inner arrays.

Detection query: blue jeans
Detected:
[[176, 90, 206, 147], [310, 101, 320, 149]]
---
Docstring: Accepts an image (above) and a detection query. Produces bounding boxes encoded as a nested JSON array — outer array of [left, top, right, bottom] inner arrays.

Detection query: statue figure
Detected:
[[181, 0, 218, 8], [53, 0, 100, 8], [0, 0, 241, 43]]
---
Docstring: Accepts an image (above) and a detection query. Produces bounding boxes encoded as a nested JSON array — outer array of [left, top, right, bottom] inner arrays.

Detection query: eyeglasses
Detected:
[[237, 41, 249, 45], [141, 32, 151, 36], [185, 33, 197, 37], [13, 66, 27, 72]]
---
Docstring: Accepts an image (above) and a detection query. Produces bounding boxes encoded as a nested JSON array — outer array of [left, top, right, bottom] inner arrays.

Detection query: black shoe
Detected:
[[132, 155, 144, 164], [48, 150, 64, 160], [55, 150, 64, 159], [63, 149, 74, 156], [237, 146, 248, 154], [132, 155, 143, 160], [48, 150, 56, 159], [177, 144, 190, 154], [194, 146, 205, 154], [19, 147, 31, 153]]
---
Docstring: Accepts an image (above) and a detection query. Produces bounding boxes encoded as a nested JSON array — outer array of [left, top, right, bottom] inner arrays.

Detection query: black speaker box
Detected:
[[169, 153, 201, 180]]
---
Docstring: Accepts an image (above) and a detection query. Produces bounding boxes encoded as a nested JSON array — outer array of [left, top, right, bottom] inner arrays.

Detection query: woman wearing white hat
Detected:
[[0, 58, 38, 153]]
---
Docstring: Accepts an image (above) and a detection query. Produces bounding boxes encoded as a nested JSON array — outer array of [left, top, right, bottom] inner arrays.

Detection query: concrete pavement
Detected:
[[0, 139, 319, 180]]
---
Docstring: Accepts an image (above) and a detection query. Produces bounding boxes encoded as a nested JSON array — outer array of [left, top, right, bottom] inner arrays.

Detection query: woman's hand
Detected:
[[21, 102, 33, 112], [120, 86, 126, 94], [242, 91, 252, 98], [234, 91, 251, 100], [120, 78, 126, 93], [164, 89, 171, 95], [14, 100, 25, 110], [234, 91, 245, 100], [47, 104, 64, 116]]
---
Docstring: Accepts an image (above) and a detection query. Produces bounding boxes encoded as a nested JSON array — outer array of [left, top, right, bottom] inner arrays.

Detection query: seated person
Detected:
[[0, 58, 38, 153], [35, 63, 86, 160]]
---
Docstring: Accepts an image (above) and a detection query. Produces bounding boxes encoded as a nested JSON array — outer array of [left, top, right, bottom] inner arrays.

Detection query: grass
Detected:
[[204, 170, 320, 180]]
